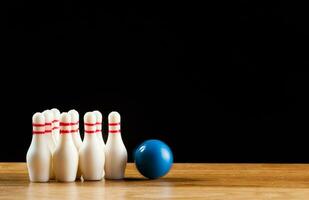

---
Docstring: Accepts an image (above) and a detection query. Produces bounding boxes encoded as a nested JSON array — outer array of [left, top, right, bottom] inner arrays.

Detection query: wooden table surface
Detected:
[[1, 163, 309, 199]]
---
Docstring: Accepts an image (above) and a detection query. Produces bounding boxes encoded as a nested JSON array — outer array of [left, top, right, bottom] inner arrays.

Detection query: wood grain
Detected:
[[1, 163, 309, 199]]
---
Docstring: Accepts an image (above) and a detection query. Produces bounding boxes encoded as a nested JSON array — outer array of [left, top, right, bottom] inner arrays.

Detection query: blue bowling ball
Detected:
[[134, 139, 173, 179]]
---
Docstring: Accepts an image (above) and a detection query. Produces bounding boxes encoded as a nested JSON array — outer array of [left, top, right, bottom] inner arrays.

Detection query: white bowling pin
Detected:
[[42, 110, 56, 179], [68, 109, 82, 178], [51, 108, 60, 142], [26, 113, 51, 182], [53, 113, 78, 182], [68, 109, 82, 150], [79, 112, 105, 181], [105, 111, 127, 179], [93, 110, 106, 178], [42, 110, 56, 153]]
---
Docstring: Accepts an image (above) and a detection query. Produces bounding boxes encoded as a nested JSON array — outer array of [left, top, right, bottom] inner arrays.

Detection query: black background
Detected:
[[1, 1, 308, 162]]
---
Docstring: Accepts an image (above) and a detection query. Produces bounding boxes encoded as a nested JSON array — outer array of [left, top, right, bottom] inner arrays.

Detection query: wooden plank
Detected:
[[1, 163, 309, 199]]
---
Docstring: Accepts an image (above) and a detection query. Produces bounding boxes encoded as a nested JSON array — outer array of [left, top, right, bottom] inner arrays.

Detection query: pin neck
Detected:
[[96, 122, 102, 132], [109, 130, 121, 133], [59, 132, 73, 144], [84, 122, 96, 134], [107, 132, 122, 139], [107, 132, 123, 144], [84, 132, 97, 142], [109, 123, 120, 126], [32, 131, 45, 135], [31, 134, 48, 147], [32, 132, 45, 137], [71, 129, 80, 134], [71, 121, 79, 134], [52, 120, 60, 132], [108, 122, 120, 134], [60, 120, 71, 134], [84, 130, 96, 134], [52, 127, 60, 131], [32, 123, 45, 135], [60, 130, 71, 134], [59, 120, 72, 144]]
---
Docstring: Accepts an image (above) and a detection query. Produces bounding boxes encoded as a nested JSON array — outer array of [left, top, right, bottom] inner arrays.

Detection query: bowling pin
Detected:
[[26, 113, 51, 182], [68, 110, 82, 150], [105, 111, 127, 179], [42, 110, 56, 153], [51, 108, 60, 142], [79, 112, 105, 181], [93, 110, 106, 178], [53, 113, 78, 182], [42, 110, 56, 179], [68, 109, 82, 178]]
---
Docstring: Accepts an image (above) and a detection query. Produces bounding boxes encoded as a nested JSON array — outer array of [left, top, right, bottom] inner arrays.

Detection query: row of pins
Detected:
[[27, 109, 127, 182]]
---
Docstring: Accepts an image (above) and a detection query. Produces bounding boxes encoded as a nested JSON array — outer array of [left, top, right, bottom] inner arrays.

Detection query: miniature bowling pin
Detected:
[[93, 110, 106, 178], [42, 110, 56, 153], [68, 109, 82, 178], [26, 113, 52, 182], [105, 111, 127, 179], [68, 109, 82, 150], [79, 112, 105, 181], [51, 108, 60, 142], [42, 110, 56, 179], [53, 113, 78, 182]]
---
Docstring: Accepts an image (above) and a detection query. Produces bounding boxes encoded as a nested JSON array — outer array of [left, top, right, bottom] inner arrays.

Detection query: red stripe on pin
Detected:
[[109, 130, 121, 133], [96, 122, 102, 125], [52, 120, 59, 123], [60, 122, 71, 126], [45, 130, 52, 133], [52, 127, 59, 130], [45, 123, 52, 126], [70, 121, 79, 125], [109, 123, 120, 126], [33, 131, 45, 134], [85, 123, 96, 126], [95, 129, 102, 132], [85, 130, 96, 134], [60, 130, 71, 134], [71, 128, 79, 133], [32, 123, 45, 127]]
